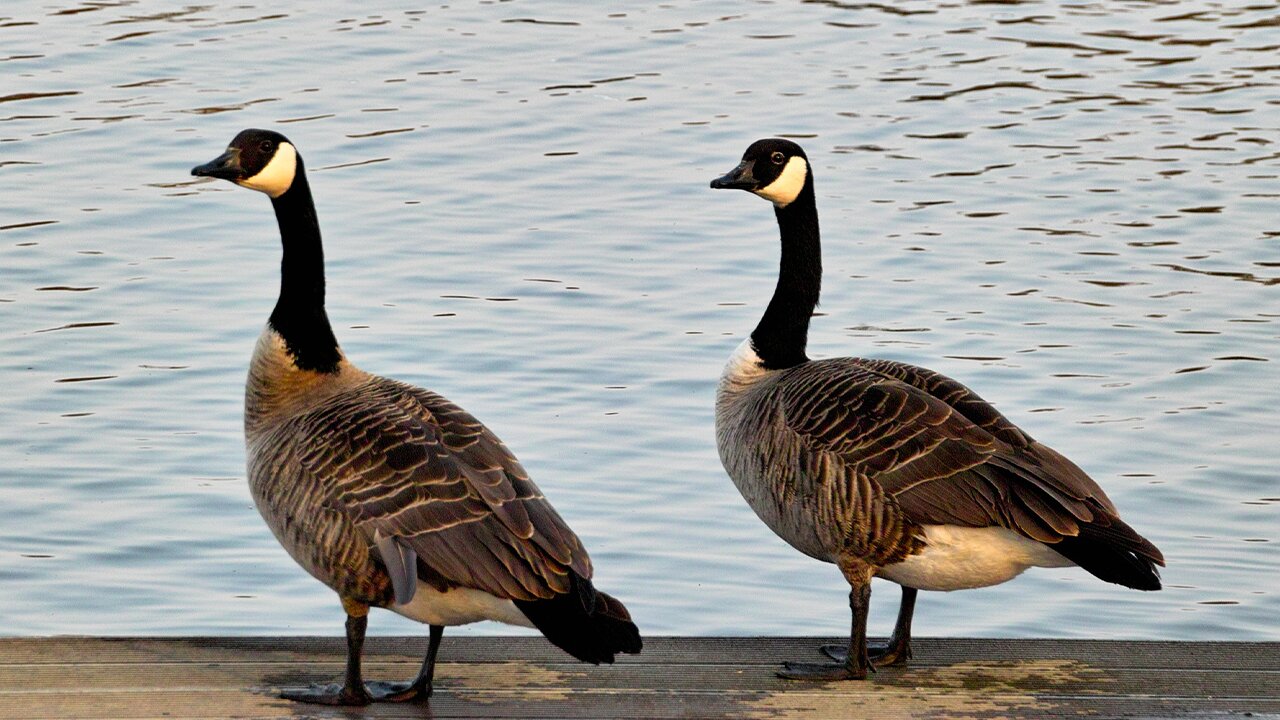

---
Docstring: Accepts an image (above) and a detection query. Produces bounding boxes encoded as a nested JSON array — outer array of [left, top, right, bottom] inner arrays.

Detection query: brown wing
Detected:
[[297, 376, 591, 602], [778, 358, 1135, 545]]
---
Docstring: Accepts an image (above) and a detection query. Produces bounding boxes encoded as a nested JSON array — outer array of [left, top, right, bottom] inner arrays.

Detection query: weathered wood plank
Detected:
[[2, 689, 1278, 720], [1, 659, 1277, 698], [3, 636, 1276, 670], [0, 637, 1275, 720]]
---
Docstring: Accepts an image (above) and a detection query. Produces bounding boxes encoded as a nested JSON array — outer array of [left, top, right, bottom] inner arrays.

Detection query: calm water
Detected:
[[2, 1, 1277, 641]]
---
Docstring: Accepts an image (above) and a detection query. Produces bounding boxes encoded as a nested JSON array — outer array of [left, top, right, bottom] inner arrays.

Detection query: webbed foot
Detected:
[[821, 636, 911, 667], [280, 682, 373, 706], [366, 678, 432, 702], [777, 660, 868, 681], [280, 677, 432, 705]]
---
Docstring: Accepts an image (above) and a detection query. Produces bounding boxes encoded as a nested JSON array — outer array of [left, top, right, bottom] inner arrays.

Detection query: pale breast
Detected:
[[244, 327, 365, 440], [716, 341, 841, 562], [242, 327, 390, 604]]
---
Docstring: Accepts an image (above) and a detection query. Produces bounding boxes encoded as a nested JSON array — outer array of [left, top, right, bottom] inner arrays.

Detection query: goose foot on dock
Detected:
[[777, 660, 869, 681], [821, 637, 910, 668]]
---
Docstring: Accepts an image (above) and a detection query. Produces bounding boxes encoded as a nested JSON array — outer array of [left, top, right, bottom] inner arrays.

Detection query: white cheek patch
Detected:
[[754, 156, 808, 207], [238, 142, 297, 198]]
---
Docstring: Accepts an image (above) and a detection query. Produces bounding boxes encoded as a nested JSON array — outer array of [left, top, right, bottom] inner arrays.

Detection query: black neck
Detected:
[[266, 164, 342, 373], [751, 181, 820, 370]]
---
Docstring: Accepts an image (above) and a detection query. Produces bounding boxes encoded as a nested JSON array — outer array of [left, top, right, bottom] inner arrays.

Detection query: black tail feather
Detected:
[[1052, 515, 1165, 591], [514, 571, 642, 664]]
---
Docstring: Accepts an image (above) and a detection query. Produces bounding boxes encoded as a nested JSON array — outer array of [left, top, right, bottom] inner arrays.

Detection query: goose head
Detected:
[[710, 138, 811, 208], [192, 128, 299, 198]]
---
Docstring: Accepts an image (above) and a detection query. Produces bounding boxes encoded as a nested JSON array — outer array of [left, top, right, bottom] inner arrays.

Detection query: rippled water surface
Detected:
[[2, 1, 1277, 640]]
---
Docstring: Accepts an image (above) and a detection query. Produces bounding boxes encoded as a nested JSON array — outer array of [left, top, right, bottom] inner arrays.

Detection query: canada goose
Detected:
[[191, 129, 641, 705], [709, 138, 1164, 681]]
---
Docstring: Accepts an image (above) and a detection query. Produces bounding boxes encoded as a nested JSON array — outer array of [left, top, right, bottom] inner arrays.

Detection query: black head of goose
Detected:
[[710, 138, 1164, 681], [192, 129, 641, 705]]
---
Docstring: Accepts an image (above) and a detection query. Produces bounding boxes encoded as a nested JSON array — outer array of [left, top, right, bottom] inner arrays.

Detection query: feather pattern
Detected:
[[245, 330, 591, 610], [718, 352, 1165, 579]]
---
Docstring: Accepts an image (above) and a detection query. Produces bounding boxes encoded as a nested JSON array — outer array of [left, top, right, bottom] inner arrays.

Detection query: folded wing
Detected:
[[297, 377, 592, 603], [778, 358, 1163, 587]]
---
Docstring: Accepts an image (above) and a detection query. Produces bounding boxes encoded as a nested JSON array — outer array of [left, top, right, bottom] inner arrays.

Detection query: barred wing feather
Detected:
[[297, 378, 592, 603], [778, 358, 1162, 565]]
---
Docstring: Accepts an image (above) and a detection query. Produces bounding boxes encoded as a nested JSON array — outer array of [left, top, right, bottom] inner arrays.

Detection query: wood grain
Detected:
[[0, 637, 1274, 719]]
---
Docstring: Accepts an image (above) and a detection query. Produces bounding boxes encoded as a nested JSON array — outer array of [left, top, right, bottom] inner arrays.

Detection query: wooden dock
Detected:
[[1, 636, 1275, 719]]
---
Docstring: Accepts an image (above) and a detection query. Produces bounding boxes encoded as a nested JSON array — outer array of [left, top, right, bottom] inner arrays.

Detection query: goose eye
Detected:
[[770, 151, 785, 165], [259, 140, 274, 153]]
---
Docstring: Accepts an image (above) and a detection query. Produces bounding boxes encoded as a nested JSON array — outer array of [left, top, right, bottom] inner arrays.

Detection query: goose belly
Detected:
[[245, 440, 390, 603], [878, 525, 1074, 591], [717, 427, 837, 559], [716, 438, 837, 562], [247, 487, 382, 601], [731, 472, 834, 561], [390, 581, 535, 628]]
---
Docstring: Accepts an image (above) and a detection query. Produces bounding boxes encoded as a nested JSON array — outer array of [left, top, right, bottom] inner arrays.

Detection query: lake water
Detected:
[[2, 1, 1277, 642]]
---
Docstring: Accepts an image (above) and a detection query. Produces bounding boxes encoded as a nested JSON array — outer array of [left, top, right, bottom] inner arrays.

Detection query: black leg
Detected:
[[281, 612, 375, 706], [878, 586, 915, 666], [421, 624, 444, 695], [778, 579, 872, 681], [365, 624, 445, 701], [823, 586, 915, 667]]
